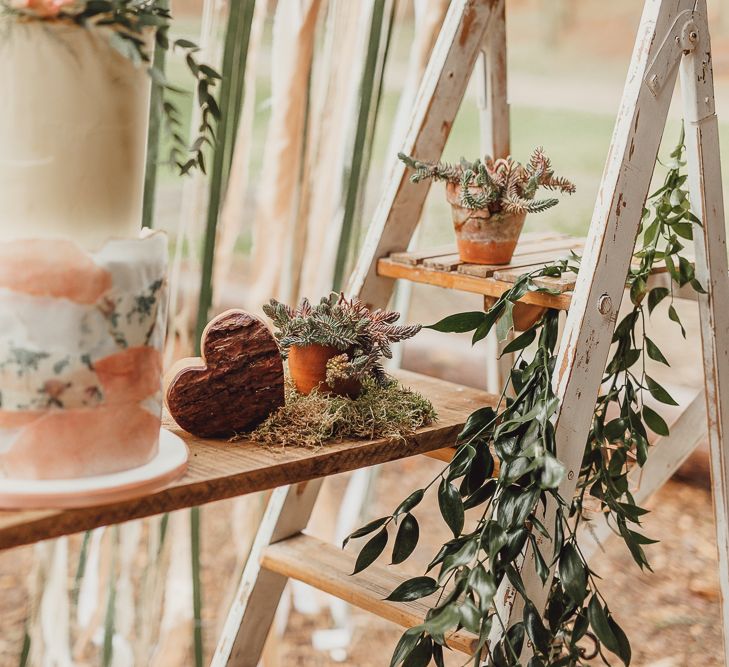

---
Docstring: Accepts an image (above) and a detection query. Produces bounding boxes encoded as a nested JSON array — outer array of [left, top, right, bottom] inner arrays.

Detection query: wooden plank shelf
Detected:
[[377, 231, 675, 310], [378, 232, 582, 310], [262, 533, 478, 654], [0, 371, 496, 551]]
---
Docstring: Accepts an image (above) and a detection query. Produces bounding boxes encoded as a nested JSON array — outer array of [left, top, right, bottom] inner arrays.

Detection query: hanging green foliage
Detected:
[[195, 0, 257, 346], [347, 130, 702, 666], [333, 0, 394, 291], [1, 0, 222, 174]]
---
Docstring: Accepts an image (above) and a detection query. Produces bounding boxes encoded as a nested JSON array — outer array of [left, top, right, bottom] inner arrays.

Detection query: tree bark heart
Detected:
[[165, 310, 284, 438]]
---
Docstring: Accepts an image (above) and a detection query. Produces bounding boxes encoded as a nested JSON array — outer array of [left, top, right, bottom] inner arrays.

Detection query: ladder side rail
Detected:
[[348, 0, 495, 307], [487, 0, 697, 655], [477, 0, 510, 159], [212, 480, 324, 667], [476, 0, 515, 393], [680, 4, 729, 662]]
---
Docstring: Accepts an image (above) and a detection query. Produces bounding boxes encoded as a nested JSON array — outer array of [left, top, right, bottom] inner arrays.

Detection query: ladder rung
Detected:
[[261, 533, 478, 654]]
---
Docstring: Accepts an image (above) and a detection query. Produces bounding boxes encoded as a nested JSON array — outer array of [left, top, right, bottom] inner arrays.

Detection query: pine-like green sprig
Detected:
[[399, 148, 575, 216], [263, 293, 421, 386]]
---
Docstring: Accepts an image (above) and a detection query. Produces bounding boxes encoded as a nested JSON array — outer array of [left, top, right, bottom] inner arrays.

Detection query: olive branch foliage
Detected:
[[348, 131, 702, 666], [5, 0, 220, 174]]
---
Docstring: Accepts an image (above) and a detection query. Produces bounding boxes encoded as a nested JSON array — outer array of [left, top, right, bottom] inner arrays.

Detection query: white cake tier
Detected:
[[0, 19, 151, 248], [0, 233, 168, 480]]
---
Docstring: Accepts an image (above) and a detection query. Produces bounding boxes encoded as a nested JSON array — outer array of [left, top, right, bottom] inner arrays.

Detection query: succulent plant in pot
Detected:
[[399, 147, 576, 265], [263, 293, 421, 398]]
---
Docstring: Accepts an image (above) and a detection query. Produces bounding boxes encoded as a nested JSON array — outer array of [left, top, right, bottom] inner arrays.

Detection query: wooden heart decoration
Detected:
[[165, 310, 284, 438]]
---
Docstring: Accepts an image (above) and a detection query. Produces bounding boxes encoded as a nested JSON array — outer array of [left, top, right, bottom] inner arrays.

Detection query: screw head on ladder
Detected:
[[597, 294, 613, 316], [681, 20, 699, 53]]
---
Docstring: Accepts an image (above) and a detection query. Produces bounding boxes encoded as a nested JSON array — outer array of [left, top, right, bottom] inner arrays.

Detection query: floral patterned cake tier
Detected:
[[0, 233, 168, 480]]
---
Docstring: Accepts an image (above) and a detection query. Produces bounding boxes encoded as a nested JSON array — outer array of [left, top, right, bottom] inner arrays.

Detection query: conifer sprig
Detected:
[[400, 147, 575, 216], [263, 293, 421, 386]]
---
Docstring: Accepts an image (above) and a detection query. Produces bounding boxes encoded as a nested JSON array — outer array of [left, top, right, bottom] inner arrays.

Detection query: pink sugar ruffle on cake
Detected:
[[0, 235, 168, 481], [0, 345, 164, 479], [0, 239, 112, 304], [0, 403, 161, 479], [94, 346, 163, 404]]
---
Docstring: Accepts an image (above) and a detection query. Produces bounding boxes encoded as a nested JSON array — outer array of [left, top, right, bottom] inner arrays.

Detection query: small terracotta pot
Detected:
[[445, 182, 527, 265], [484, 297, 546, 332], [287, 344, 362, 398]]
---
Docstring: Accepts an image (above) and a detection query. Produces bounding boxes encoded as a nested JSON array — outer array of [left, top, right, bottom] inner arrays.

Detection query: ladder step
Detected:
[[261, 533, 478, 654]]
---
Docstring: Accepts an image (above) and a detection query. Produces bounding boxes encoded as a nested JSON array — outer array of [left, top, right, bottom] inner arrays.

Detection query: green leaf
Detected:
[[496, 301, 515, 341], [447, 445, 476, 481], [486, 522, 508, 558], [402, 636, 432, 667], [647, 287, 669, 314], [392, 514, 419, 565], [524, 601, 551, 655], [464, 478, 497, 510], [645, 375, 679, 406], [668, 303, 686, 337], [458, 407, 496, 443], [390, 629, 424, 667], [427, 311, 485, 333], [532, 538, 550, 584], [609, 616, 632, 665], [673, 221, 693, 240], [385, 576, 438, 602], [395, 489, 425, 516], [645, 337, 669, 365], [352, 528, 388, 574], [630, 276, 647, 306], [540, 453, 565, 489], [439, 539, 478, 580], [432, 644, 445, 667], [642, 405, 669, 436], [459, 598, 482, 633], [643, 219, 659, 245], [468, 564, 497, 612], [438, 479, 465, 537], [558, 543, 587, 604], [424, 604, 460, 636], [502, 327, 536, 354], [604, 418, 626, 442], [174, 38, 198, 49], [344, 517, 388, 547], [588, 595, 620, 654]]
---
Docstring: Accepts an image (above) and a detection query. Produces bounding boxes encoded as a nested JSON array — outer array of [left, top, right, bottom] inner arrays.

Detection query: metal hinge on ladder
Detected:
[[645, 9, 699, 96]]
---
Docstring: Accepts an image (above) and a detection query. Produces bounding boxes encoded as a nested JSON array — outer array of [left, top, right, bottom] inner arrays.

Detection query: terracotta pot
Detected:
[[511, 303, 547, 331], [287, 344, 362, 398], [484, 297, 546, 332], [445, 182, 527, 265]]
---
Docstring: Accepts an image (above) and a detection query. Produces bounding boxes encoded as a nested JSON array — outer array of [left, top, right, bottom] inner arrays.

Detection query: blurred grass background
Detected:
[[158, 0, 729, 257]]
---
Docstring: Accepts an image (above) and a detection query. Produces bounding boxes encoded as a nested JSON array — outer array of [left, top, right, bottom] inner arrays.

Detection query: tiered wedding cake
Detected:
[[0, 18, 168, 480]]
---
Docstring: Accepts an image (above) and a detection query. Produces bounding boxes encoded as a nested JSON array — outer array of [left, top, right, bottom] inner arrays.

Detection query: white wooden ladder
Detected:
[[212, 0, 729, 664]]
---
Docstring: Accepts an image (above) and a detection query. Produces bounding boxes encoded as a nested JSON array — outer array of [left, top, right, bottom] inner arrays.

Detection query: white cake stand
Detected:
[[0, 428, 188, 510]]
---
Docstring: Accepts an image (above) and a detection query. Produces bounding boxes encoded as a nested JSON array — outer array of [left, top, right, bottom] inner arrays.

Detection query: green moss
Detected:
[[249, 376, 436, 449]]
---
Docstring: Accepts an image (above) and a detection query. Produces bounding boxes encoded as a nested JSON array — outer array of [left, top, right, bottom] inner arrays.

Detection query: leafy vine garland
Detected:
[[346, 131, 702, 666]]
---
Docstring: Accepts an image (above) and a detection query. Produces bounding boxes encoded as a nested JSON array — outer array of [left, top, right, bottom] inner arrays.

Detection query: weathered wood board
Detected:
[[0, 371, 495, 551]]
